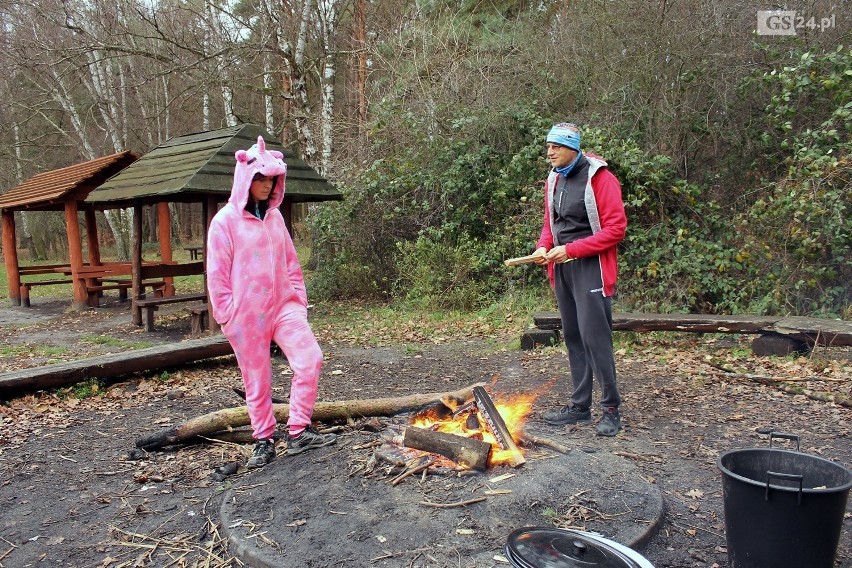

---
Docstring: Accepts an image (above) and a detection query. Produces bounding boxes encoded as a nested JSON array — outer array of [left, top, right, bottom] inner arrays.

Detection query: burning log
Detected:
[[402, 426, 491, 471], [135, 383, 483, 450], [472, 386, 526, 467]]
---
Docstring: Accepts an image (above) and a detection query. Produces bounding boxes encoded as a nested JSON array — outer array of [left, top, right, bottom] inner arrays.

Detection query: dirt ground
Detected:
[[0, 296, 850, 568]]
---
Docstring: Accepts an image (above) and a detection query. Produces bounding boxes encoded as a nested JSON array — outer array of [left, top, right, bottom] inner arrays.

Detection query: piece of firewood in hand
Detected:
[[503, 249, 546, 267]]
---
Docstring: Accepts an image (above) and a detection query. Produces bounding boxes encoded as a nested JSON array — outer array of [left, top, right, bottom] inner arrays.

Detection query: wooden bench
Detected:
[[135, 293, 208, 332], [185, 246, 204, 260], [19, 279, 74, 307], [523, 312, 852, 355], [86, 279, 167, 307]]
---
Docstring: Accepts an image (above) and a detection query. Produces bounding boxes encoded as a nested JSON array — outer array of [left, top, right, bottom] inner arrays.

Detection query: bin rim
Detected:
[[717, 447, 852, 493]]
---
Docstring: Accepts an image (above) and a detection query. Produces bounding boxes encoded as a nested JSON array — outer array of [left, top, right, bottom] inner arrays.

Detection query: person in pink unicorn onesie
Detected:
[[206, 136, 336, 469]]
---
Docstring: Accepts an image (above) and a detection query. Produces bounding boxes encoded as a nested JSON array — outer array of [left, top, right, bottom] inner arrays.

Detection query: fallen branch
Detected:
[[390, 456, 434, 486], [419, 496, 487, 508], [614, 451, 663, 464], [136, 383, 483, 450], [233, 387, 287, 404], [520, 433, 571, 454], [706, 368, 850, 408], [707, 363, 842, 383]]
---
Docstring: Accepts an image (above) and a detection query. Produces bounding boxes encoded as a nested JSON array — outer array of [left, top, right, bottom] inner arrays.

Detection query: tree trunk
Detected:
[[355, 0, 367, 128], [135, 383, 484, 450]]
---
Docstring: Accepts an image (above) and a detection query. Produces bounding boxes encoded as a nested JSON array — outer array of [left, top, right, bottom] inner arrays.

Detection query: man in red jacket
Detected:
[[533, 123, 628, 436]]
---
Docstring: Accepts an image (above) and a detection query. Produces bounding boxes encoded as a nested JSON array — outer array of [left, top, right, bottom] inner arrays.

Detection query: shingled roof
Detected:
[[86, 124, 341, 208], [0, 151, 137, 211]]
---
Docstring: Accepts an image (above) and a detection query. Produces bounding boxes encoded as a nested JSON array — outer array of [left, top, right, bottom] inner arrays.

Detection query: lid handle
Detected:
[[572, 540, 587, 556]]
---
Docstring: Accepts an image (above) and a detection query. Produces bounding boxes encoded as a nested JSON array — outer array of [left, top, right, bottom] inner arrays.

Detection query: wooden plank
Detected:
[[21, 279, 74, 287], [17, 263, 71, 274], [472, 386, 525, 467], [135, 292, 206, 308], [0, 336, 234, 399], [140, 261, 204, 279], [773, 316, 852, 347], [531, 312, 852, 346]]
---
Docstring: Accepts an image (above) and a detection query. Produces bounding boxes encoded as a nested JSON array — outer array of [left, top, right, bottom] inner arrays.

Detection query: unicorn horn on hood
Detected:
[[257, 136, 266, 153]]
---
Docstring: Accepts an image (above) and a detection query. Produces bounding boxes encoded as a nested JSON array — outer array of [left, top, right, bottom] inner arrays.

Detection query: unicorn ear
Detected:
[[257, 136, 266, 153], [235, 150, 248, 162], [270, 150, 284, 160]]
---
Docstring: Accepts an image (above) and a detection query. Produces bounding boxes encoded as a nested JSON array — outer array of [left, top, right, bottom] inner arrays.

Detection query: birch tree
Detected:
[[316, 0, 342, 174]]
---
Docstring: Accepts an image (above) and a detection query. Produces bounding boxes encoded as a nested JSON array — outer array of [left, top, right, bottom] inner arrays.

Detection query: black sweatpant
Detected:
[[554, 256, 621, 409]]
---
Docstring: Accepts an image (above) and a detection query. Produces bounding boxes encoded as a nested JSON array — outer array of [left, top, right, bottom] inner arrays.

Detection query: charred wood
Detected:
[[402, 426, 491, 471]]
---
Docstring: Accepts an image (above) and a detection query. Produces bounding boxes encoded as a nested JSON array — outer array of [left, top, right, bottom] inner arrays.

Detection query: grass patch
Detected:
[[82, 334, 156, 350], [68, 378, 104, 400], [309, 290, 554, 346], [0, 344, 70, 358], [402, 344, 423, 356]]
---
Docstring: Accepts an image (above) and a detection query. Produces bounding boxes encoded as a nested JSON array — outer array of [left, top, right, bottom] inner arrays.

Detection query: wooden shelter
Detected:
[[85, 124, 341, 329], [0, 151, 138, 307]]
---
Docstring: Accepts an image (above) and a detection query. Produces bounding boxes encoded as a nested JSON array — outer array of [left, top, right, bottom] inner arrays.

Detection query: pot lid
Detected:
[[505, 527, 651, 568]]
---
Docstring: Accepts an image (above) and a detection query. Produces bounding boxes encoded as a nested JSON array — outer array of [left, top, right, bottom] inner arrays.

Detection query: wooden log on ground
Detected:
[[0, 336, 234, 399], [402, 426, 491, 470], [532, 312, 852, 347], [136, 383, 483, 450]]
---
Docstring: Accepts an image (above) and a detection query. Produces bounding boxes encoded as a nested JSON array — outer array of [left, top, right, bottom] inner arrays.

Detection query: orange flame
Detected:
[[410, 392, 538, 467]]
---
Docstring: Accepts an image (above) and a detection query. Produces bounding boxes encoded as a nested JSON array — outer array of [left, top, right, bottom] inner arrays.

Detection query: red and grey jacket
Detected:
[[536, 154, 627, 297]]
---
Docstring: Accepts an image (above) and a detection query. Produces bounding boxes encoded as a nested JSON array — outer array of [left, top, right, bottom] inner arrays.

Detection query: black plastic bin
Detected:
[[717, 432, 852, 568]]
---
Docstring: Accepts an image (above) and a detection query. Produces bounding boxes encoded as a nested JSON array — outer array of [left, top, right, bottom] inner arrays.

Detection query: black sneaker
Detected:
[[543, 405, 592, 426], [595, 407, 621, 437], [286, 427, 337, 455], [246, 439, 276, 469]]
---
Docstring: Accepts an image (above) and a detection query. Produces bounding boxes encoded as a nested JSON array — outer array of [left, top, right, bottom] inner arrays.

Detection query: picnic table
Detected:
[[185, 246, 204, 260]]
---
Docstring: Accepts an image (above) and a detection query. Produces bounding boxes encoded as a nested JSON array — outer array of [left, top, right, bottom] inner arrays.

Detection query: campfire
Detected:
[[388, 386, 536, 471]]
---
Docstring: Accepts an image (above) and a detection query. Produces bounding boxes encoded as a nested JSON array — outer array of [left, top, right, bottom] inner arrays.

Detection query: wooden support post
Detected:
[[83, 208, 102, 307], [64, 201, 88, 309], [203, 196, 220, 332], [84, 209, 101, 266], [1, 210, 21, 306], [131, 204, 143, 325], [282, 196, 293, 237], [157, 202, 175, 296]]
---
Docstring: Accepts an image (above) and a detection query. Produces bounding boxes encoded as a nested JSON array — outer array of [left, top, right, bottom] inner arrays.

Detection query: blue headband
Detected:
[[546, 123, 581, 151]]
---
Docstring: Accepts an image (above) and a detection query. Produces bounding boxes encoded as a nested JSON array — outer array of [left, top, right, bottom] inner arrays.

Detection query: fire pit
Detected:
[[219, 388, 664, 567]]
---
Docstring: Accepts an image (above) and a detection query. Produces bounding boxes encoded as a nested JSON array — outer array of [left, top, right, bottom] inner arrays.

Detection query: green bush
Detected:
[[739, 46, 851, 316], [308, 49, 849, 318]]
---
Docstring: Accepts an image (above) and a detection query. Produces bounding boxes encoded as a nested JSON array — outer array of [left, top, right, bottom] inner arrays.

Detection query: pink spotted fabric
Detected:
[[206, 136, 322, 440]]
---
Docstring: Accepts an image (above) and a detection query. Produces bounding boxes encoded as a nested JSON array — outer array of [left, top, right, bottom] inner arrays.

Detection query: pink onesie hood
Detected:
[[229, 136, 287, 210], [206, 135, 308, 330]]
